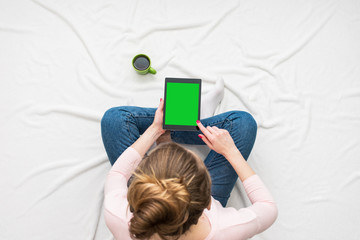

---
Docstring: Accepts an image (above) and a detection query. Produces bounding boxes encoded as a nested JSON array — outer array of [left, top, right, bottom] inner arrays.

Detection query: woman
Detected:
[[101, 98, 278, 240]]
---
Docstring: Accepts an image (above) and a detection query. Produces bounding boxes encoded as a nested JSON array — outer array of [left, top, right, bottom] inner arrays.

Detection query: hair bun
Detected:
[[128, 173, 191, 239], [127, 142, 212, 240]]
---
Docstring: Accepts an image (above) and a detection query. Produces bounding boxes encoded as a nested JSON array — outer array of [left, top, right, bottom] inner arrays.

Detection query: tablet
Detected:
[[163, 77, 201, 131]]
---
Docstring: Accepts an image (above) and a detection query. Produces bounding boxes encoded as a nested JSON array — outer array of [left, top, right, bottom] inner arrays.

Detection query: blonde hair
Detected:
[[127, 142, 212, 240]]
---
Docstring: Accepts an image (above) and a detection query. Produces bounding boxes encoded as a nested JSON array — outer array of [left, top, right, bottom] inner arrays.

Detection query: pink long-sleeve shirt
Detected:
[[104, 147, 278, 240]]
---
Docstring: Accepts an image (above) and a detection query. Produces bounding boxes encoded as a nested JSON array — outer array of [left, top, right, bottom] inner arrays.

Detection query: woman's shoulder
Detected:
[[206, 197, 258, 229]]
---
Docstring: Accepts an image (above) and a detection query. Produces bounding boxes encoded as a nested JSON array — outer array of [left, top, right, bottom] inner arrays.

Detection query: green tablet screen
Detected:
[[165, 82, 199, 126]]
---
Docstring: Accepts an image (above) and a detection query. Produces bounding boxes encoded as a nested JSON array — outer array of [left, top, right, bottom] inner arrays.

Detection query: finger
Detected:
[[206, 126, 217, 134], [212, 126, 227, 133], [198, 134, 214, 149], [196, 120, 212, 139], [212, 126, 220, 130], [212, 126, 225, 133], [157, 98, 164, 112]]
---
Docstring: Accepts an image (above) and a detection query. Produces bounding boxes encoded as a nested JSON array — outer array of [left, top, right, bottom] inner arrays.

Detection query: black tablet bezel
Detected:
[[163, 77, 201, 131]]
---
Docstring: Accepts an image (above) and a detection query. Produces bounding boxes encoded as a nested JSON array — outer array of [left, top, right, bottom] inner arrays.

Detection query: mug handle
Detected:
[[148, 67, 157, 74]]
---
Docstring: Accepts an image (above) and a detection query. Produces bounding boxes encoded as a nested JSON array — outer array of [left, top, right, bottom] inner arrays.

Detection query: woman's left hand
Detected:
[[131, 98, 170, 158], [151, 98, 166, 135]]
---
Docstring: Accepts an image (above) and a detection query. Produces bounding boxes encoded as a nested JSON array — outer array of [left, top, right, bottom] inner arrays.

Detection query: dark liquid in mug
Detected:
[[133, 56, 150, 71]]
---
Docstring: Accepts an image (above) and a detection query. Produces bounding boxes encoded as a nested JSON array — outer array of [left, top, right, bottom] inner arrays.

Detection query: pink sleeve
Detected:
[[211, 174, 278, 239], [243, 174, 278, 233], [104, 146, 142, 196], [103, 147, 143, 240]]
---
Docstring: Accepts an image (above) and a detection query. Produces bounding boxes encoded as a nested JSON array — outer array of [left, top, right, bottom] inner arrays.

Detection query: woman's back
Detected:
[[104, 144, 277, 240], [149, 213, 211, 240]]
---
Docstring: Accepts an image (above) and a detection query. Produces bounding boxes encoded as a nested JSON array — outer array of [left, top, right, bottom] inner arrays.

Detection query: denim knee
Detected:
[[101, 106, 131, 130], [229, 111, 257, 133], [228, 111, 257, 159]]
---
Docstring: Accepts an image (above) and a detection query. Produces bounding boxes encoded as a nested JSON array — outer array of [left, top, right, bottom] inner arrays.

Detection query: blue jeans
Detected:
[[101, 106, 257, 207]]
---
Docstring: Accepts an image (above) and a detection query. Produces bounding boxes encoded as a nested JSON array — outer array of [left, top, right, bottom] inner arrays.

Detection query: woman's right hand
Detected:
[[196, 120, 238, 157]]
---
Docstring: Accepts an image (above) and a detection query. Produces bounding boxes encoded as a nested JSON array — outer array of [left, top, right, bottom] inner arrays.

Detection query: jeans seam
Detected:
[[116, 108, 135, 143], [126, 112, 156, 142], [126, 112, 136, 143]]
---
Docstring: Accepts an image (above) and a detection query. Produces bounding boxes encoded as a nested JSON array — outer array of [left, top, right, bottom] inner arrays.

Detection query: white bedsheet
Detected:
[[1, 0, 360, 239]]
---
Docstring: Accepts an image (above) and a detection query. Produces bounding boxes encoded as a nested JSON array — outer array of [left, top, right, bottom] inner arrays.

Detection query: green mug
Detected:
[[132, 54, 156, 74]]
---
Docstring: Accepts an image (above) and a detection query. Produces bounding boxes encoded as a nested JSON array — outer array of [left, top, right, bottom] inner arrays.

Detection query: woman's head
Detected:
[[127, 142, 212, 240]]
